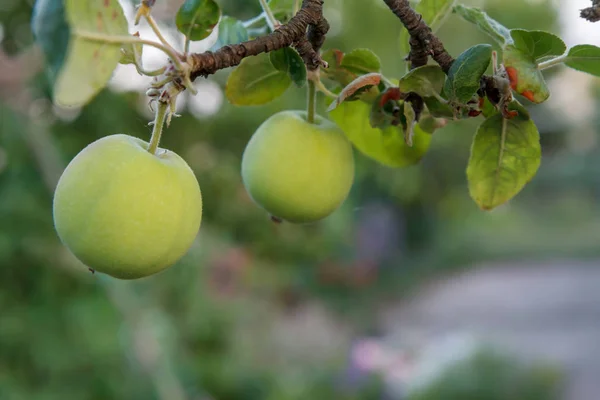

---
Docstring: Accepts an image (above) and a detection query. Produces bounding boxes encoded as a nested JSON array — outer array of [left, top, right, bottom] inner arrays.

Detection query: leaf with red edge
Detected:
[[321, 49, 356, 88], [503, 44, 550, 104], [327, 73, 382, 112], [369, 91, 403, 130]]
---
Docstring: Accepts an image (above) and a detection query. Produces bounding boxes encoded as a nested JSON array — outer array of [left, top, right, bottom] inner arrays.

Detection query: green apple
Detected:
[[241, 110, 354, 223], [53, 134, 202, 279]]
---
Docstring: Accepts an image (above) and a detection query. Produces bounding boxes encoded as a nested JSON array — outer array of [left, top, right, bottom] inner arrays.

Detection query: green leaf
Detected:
[[403, 101, 417, 147], [423, 96, 454, 118], [284, 50, 307, 88], [225, 53, 291, 106], [340, 48, 381, 75], [418, 116, 447, 134], [320, 49, 357, 87], [268, 0, 293, 12], [329, 100, 431, 168], [176, 0, 221, 41], [398, 65, 446, 97], [420, 0, 457, 31], [564, 44, 600, 77], [452, 5, 512, 46], [510, 30, 566, 60], [399, 0, 456, 54], [368, 88, 405, 130], [53, 0, 129, 107], [369, 93, 398, 130], [269, 47, 307, 88], [507, 100, 531, 119], [31, 0, 70, 81], [268, 0, 294, 22], [443, 44, 492, 104], [212, 16, 248, 50], [480, 98, 531, 120], [467, 111, 541, 210], [321, 48, 344, 70], [479, 96, 498, 118], [269, 49, 288, 71], [119, 37, 143, 66], [503, 45, 550, 103]]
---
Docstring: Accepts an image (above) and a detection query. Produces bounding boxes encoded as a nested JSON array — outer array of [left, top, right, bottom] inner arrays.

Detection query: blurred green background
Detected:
[[1, 0, 599, 399]]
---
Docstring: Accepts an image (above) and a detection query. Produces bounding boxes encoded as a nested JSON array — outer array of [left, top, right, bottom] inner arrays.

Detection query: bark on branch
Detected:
[[381, 0, 455, 72], [581, 0, 600, 22], [190, 0, 326, 80]]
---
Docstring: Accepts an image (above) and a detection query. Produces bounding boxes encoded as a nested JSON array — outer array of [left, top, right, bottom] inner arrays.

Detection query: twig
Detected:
[[145, 14, 174, 51], [381, 0, 454, 72], [189, 0, 326, 79], [307, 12, 328, 54], [581, 0, 600, 22], [242, 14, 265, 28]]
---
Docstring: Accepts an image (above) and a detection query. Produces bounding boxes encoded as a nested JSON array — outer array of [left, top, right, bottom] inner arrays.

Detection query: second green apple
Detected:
[[241, 110, 355, 223]]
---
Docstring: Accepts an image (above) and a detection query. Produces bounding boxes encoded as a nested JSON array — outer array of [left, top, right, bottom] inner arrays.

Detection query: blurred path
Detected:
[[379, 261, 600, 400]]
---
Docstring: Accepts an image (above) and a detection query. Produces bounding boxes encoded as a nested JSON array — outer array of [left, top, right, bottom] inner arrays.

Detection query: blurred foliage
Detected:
[[0, 0, 599, 399], [407, 349, 563, 400]]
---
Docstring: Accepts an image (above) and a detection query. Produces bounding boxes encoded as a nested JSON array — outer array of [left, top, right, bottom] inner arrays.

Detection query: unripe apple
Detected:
[[241, 110, 354, 223], [53, 134, 202, 279]]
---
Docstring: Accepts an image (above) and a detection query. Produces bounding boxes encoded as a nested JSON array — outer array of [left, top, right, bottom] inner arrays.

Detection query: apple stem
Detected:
[[307, 80, 317, 124], [148, 101, 168, 155]]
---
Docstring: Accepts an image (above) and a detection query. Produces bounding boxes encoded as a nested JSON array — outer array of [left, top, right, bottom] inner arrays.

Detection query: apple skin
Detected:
[[53, 134, 202, 279], [241, 110, 354, 223]]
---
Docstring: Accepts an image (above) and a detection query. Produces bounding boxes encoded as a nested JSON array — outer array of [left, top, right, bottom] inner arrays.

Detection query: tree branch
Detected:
[[381, 0, 454, 72], [307, 14, 329, 55], [190, 0, 326, 80], [381, 1, 518, 120], [581, 0, 600, 22]]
